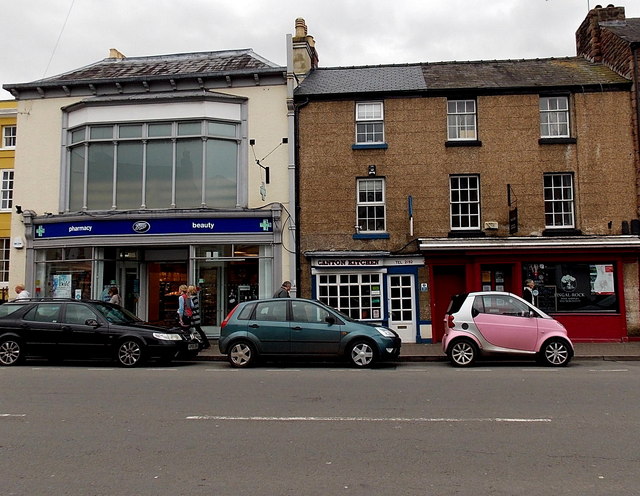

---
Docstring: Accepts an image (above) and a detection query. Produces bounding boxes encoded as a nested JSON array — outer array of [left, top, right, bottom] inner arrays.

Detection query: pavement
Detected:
[[196, 340, 640, 362]]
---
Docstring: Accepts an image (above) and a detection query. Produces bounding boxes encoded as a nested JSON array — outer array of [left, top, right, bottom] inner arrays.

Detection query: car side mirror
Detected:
[[325, 315, 336, 326], [85, 318, 100, 327]]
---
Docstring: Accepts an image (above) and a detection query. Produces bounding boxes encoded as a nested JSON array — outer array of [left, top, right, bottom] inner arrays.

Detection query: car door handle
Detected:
[[249, 324, 260, 328], [292, 326, 302, 330], [61, 325, 72, 331]]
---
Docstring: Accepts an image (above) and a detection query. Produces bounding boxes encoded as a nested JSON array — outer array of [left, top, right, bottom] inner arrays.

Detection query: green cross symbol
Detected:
[[36, 225, 46, 237], [259, 219, 272, 232]]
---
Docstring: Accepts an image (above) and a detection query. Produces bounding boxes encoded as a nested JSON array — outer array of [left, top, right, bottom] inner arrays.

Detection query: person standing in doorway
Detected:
[[523, 279, 535, 305], [273, 281, 291, 298], [188, 285, 210, 349]]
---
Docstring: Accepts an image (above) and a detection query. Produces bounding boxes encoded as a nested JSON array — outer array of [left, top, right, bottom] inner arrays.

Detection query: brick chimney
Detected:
[[291, 18, 318, 76], [576, 4, 626, 62]]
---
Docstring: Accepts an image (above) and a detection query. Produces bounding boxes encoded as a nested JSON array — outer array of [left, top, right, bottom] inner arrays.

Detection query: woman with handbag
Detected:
[[177, 284, 193, 329]]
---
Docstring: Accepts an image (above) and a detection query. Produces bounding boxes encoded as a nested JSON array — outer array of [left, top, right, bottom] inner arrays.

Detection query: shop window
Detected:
[[67, 119, 239, 211], [317, 273, 382, 320], [36, 249, 93, 299], [522, 262, 617, 313]]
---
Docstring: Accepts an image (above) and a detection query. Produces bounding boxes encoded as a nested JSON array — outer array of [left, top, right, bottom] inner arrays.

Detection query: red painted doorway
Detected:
[[431, 265, 466, 342]]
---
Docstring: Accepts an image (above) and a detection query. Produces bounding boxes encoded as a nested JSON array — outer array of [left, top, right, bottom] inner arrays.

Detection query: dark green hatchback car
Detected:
[[219, 298, 401, 368]]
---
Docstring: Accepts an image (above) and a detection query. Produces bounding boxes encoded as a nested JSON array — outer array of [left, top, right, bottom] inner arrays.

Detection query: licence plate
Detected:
[[188, 343, 199, 350]]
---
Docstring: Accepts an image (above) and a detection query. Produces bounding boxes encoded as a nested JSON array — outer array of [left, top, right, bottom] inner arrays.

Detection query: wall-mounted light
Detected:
[[368, 165, 376, 176], [15, 205, 22, 214]]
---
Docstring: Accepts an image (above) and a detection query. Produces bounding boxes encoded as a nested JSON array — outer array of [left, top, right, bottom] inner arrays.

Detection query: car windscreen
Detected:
[[93, 302, 141, 324]]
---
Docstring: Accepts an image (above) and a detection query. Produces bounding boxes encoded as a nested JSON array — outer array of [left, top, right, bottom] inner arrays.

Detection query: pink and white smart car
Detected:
[[442, 292, 573, 367]]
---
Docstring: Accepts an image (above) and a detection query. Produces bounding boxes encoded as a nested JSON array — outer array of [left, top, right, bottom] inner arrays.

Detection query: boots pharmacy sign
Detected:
[[33, 217, 274, 239]]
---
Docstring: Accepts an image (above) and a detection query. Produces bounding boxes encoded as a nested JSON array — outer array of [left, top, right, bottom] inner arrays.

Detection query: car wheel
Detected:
[[448, 339, 477, 367], [228, 341, 256, 368], [348, 340, 377, 368], [540, 339, 571, 367], [0, 338, 24, 366], [116, 339, 145, 367]]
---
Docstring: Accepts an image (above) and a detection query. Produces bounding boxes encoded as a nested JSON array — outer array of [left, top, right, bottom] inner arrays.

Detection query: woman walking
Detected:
[[188, 285, 211, 349]]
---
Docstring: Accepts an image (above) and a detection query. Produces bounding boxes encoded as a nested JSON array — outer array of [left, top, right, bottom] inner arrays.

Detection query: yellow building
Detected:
[[0, 100, 16, 302]]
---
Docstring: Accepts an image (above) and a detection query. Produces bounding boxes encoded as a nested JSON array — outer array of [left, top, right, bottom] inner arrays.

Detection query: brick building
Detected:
[[295, 14, 639, 343]]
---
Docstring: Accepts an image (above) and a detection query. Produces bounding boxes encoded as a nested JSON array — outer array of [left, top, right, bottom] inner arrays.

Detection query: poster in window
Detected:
[[481, 271, 492, 283], [52, 274, 72, 298], [591, 264, 614, 295]]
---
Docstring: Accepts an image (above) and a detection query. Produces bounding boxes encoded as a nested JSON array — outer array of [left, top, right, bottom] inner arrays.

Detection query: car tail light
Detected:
[[447, 314, 455, 329], [220, 305, 239, 329]]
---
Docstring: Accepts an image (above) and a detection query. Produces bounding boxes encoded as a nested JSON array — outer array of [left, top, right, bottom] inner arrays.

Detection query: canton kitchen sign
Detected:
[[34, 217, 274, 239]]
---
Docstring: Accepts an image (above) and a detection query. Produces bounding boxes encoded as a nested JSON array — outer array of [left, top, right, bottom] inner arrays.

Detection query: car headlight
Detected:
[[153, 332, 183, 341], [375, 327, 396, 338]]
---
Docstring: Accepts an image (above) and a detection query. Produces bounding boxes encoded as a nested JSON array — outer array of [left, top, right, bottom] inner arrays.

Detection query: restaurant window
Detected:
[[317, 272, 382, 320], [522, 262, 617, 313]]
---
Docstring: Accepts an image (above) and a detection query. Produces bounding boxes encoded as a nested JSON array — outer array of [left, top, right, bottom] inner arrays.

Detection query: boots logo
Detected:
[[132, 221, 151, 233]]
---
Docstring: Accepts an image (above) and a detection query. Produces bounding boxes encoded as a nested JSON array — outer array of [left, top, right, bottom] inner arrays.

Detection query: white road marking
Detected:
[[520, 369, 559, 372], [186, 415, 551, 423], [455, 369, 492, 372], [0, 414, 26, 417], [588, 369, 628, 372]]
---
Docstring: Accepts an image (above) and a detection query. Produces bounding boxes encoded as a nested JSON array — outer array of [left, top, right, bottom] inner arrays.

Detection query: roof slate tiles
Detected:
[[295, 57, 630, 97], [21, 49, 282, 85], [604, 18, 640, 43]]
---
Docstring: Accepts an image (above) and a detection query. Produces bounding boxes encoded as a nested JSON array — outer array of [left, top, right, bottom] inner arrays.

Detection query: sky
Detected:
[[3, 0, 640, 99]]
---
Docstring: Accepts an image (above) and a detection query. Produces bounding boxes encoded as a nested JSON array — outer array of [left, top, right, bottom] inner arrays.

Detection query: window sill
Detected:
[[447, 230, 486, 238], [353, 233, 390, 240], [445, 140, 482, 148], [542, 228, 582, 236], [352, 143, 388, 150], [538, 137, 576, 145]]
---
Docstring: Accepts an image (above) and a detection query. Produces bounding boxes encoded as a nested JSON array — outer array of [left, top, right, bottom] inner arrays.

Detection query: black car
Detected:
[[0, 299, 202, 367]]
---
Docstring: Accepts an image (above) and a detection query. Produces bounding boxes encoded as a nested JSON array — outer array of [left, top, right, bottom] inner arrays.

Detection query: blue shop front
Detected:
[[307, 252, 427, 343], [23, 210, 282, 333]]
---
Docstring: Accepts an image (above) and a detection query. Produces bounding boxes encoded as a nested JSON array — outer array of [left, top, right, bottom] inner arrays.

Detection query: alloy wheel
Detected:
[[117, 340, 143, 367], [0, 339, 21, 366]]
